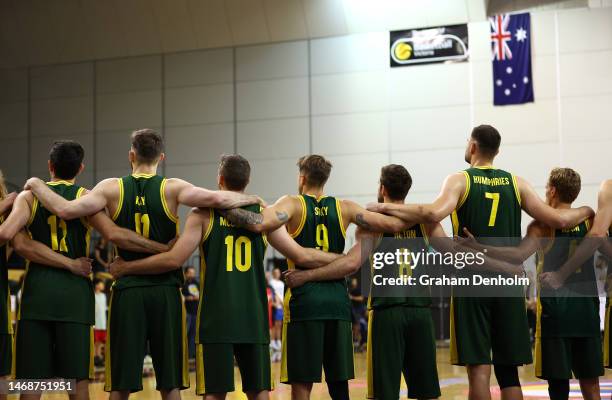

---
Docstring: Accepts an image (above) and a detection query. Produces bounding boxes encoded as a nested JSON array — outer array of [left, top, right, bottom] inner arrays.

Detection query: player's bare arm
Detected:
[[341, 199, 413, 233], [169, 178, 262, 210], [0, 192, 17, 216], [266, 226, 341, 268], [366, 173, 466, 224], [518, 176, 593, 229], [88, 210, 170, 254], [109, 208, 209, 278], [458, 221, 549, 263], [11, 230, 92, 277], [24, 177, 115, 220], [0, 191, 35, 244], [219, 195, 301, 233]]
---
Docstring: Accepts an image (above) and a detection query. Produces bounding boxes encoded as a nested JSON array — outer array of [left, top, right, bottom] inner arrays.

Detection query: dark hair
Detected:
[[49, 140, 84, 180], [548, 167, 581, 204], [219, 154, 251, 191], [131, 129, 163, 164], [184, 266, 195, 273], [471, 125, 501, 158], [297, 155, 332, 187], [380, 164, 412, 201], [93, 278, 104, 286]]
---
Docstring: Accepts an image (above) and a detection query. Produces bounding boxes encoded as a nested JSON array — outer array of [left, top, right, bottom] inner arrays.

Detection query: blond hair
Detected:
[[548, 167, 581, 204]]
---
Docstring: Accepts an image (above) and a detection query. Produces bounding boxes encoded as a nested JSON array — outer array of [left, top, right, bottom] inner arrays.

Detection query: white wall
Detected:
[[0, 6, 610, 240]]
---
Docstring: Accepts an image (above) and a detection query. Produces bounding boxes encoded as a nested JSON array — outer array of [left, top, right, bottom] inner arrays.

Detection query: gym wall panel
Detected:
[[165, 124, 234, 165], [562, 138, 612, 186], [390, 149, 467, 193], [324, 153, 389, 197], [237, 118, 309, 161], [248, 158, 301, 200], [561, 94, 612, 142], [494, 142, 561, 188], [95, 129, 153, 171], [310, 32, 387, 75], [164, 49, 233, 87], [559, 50, 612, 97], [0, 137, 28, 185], [166, 163, 220, 189], [312, 113, 389, 155], [0, 68, 28, 103], [531, 11, 557, 57], [96, 56, 161, 94], [0, 102, 28, 139], [30, 63, 93, 99], [96, 91, 162, 132], [311, 71, 388, 115], [30, 97, 93, 137], [164, 84, 234, 126], [467, 21, 490, 62], [236, 78, 309, 121], [557, 7, 612, 53], [236, 41, 308, 81]]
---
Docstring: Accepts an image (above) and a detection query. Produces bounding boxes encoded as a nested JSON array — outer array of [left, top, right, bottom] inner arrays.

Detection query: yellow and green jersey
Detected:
[[536, 220, 599, 338], [22, 181, 93, 324], [0, 216, 9, 334], [452, 167, 522, 244], [198, 205, 269, 344], [368, 224, 431, 310], [112, 174, 181, 290], [284, 195, 349, 322]]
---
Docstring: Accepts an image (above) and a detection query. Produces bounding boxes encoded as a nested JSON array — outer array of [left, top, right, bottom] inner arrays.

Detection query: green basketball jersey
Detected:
[[198, 205, 269, 344], [368, 224, 432, 310], [536, 220, 599, 338], [22, 181, 93, 324], [0, 216, 10, 334], [285, 195, 349, 322], [452, 167, 522, 244], [112, 174, 181, 290]]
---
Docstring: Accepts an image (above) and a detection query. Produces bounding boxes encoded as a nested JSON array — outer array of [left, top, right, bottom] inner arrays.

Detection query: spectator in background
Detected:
[[94, 278, 107, 367], [93, 237, 110, 274], [269, 267, 284, 353], [349, 277, 366, 352], [182, 266, 199, 360]]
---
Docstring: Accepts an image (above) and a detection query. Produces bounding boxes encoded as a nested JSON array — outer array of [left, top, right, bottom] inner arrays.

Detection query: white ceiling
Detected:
[[0, 0, 492, 68]]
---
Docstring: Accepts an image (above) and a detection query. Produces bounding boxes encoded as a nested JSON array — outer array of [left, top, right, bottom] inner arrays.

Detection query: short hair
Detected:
[[49, 141, 84, 180], [184, 266, 195, 273], [297, 155, 332, 187], [471, 125, 501, 158], [548, 167, 581, 203], [131, 129, 163, 164], [380, 164, 412, 201], [219, 154, 251, 191]]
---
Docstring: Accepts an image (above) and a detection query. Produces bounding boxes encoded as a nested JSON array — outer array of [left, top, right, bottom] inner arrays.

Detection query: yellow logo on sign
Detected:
[[394, 42, 412, 60]]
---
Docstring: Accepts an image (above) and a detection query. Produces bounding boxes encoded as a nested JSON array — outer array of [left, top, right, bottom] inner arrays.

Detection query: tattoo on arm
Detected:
[[355, 213, 372, 229], [221, 208, 264, 227], [276, 211, 289, 223]]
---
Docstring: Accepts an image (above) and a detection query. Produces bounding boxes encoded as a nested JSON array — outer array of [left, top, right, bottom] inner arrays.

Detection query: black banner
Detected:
[[390, 24, 469, 67]]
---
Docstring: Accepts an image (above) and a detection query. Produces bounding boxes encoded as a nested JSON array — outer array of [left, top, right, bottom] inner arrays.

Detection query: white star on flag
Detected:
[[515, 27, 527, 42]]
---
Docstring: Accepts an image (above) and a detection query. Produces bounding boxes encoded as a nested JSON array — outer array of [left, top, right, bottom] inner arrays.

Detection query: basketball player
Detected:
[[366, 125, 594, 400], [459, 168, 603, 400], [220, 155, 415, 400], [108, 154, 341, 400], [24, 130, 263, 400], [0, 141, 176, 400]]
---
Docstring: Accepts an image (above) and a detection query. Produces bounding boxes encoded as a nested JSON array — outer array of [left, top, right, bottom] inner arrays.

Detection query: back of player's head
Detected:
[[131, 129, 164, 164], [219, 154, 250, 191], [548, 167, 581, 203], [380, 164, 412, 201], [471, 125, 501, 158], [49, 140, 84, 180], [297, 155, 332, 188]]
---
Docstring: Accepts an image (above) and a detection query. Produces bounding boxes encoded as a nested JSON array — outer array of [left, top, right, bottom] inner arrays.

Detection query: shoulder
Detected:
[[17, 190, 35, 207], [164, 177, 193, 191], [527, 220, 549, 237]]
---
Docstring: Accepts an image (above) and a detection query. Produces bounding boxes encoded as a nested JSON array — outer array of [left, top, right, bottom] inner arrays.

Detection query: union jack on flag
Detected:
[[490, 12, 534, 105]]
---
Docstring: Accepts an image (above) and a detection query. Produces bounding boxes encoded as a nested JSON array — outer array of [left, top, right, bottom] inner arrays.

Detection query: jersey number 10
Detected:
[[225, 235, 252, 272]]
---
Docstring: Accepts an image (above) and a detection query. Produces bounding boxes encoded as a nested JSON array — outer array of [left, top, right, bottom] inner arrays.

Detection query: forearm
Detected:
[[557, 235, 604, 280], [557, 207, 593, 229], [295, 249, 342, 269], [110, 228, 169, 254], [12, 235, 73, 271], [382, 203, 439, 224], [216, 191, 260, 209], [301, 255, 362, 282], [123, 252, 183, 275]]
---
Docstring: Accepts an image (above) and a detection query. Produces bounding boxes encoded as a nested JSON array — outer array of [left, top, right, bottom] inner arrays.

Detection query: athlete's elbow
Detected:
[[425, 208, 444, 224], [0, 230, 10, 243]]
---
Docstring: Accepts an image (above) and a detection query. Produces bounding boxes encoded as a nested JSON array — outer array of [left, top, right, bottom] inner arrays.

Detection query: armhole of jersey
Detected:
[[27, 197, 39, 227], [451, 210, 459, 237], [535, 249, 544, 274], [289, 196, 307, 238], [160, 178, 179, 224], [262, 233, 268, 248], [420, 223, 430, 247], [584, 218, 591, 231], [511, 174, 522, 206], [76, 187, 92, 229], [456, 171, 470, 209], [336, 198, 346, 239], [201, 208, 214, 244], [112, 178, 124, 221]]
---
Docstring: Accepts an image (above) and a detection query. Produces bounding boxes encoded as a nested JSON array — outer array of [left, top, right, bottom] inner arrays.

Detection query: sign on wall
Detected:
[[390, 24, 469, 67]]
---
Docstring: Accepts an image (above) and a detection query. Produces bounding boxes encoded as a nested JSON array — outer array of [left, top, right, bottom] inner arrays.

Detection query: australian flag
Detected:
[[490, 12, 534, 105]]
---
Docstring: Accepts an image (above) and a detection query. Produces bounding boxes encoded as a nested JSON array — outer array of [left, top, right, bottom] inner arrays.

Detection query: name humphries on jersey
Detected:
[[472, 175, 511, 186]]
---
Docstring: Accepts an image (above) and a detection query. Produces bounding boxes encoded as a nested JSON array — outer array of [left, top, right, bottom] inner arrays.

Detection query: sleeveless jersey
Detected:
[[0, 216, 10, 334], [112, 174, 180, 290], [284, 195, 349, 322], [452, 167, 522, 245], [22, 181, 93, 324], [536, 220, 599, 338], [368, 223, 431, 310], [198, 205, 269, 344]]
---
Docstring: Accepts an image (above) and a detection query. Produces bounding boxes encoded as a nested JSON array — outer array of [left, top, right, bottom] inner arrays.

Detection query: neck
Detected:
[[470, 156, 494, 168], [50, 176, 76, 184], [302, 185, 324, 198], [383, 197, 404, 204], [132, 163, 158, 175], [549, 199, 571, 209]]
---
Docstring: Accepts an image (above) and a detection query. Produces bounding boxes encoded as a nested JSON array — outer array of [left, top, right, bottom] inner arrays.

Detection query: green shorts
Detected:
[[281, 319, 354, 384], [104, 286, 189, 392], [0, 334, 12, 377], [535, 336, 604, 379], [450, 296, 532, 366], [15, 319, 92, 380], [367, 307, 440, 400], [605, 300, 612, 368], [195, 343, 272, 395]]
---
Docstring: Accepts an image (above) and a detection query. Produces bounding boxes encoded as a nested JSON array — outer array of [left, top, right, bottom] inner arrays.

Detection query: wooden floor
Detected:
[[13, 347, 612, 399]]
